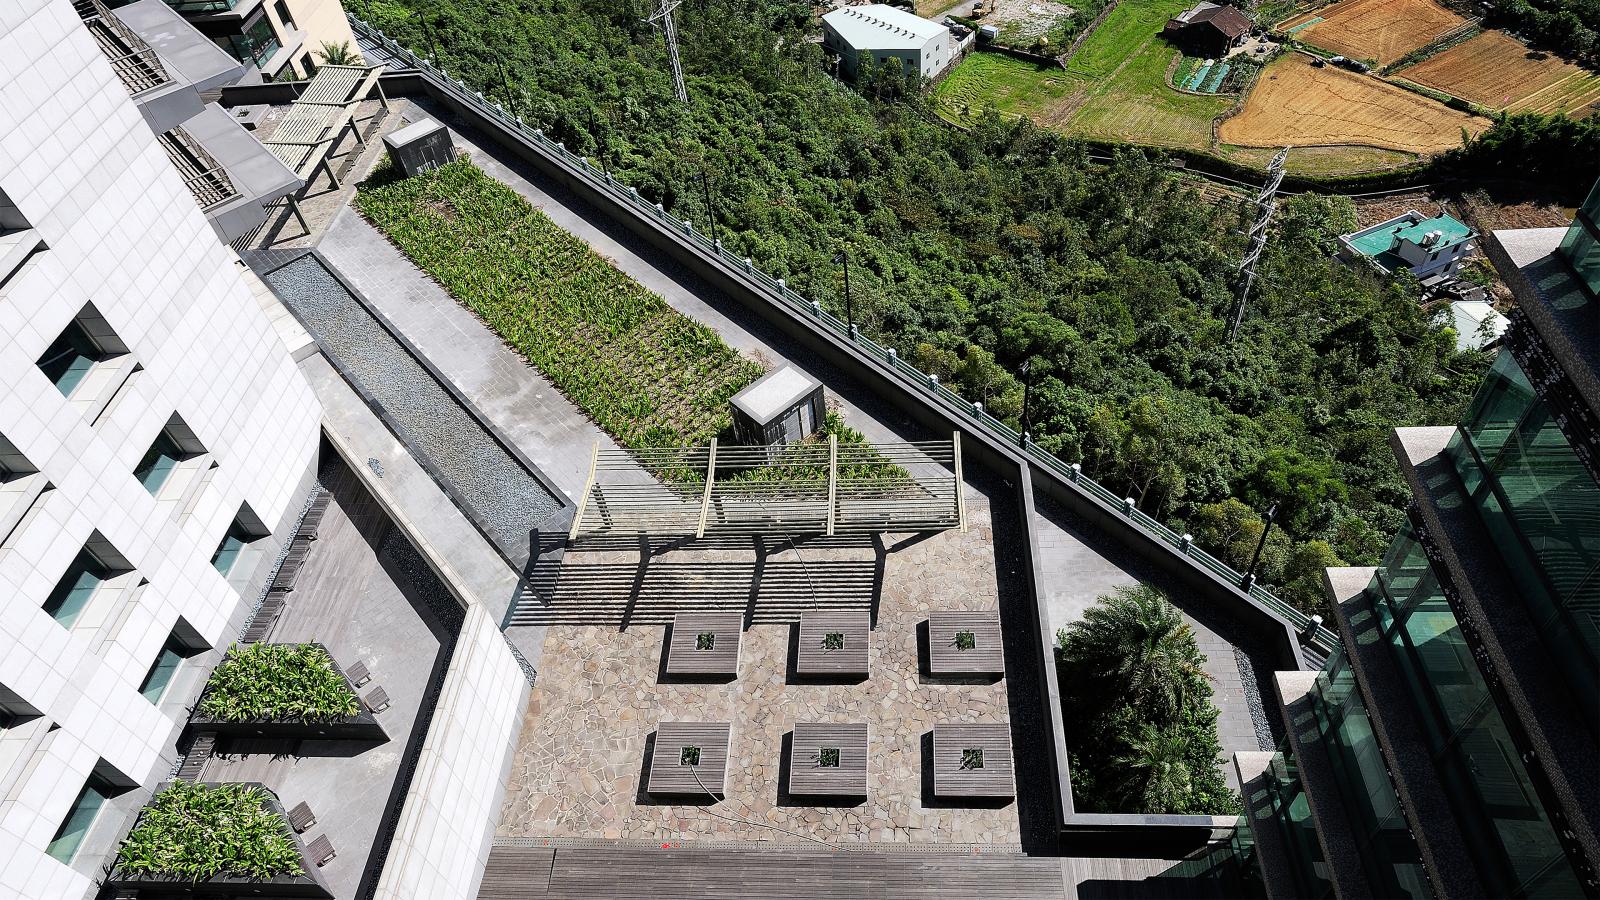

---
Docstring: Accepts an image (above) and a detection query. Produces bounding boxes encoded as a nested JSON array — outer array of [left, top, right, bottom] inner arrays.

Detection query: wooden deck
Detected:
[[645, 722, 731, 796], [787, 722, 869, 797], [793, 610, 870, 678], [932, 723, 1015, 799], [926, 610, 1005, 677], [664, 612, 743, 677], [477, 845, 1066, 899]]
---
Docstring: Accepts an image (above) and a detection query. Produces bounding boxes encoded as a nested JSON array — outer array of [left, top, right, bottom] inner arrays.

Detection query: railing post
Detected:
[[1069, 462, 1081, 482], [1123, 497, 1135, 514], [696, 439, 717, 539], [826, 434, 837, 537], [1180, 532, 1193, 553]]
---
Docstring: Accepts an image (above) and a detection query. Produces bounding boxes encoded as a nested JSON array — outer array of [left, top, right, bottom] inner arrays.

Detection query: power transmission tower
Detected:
[[1228, 146, 1289, 342], [646, 0, 689, 104]]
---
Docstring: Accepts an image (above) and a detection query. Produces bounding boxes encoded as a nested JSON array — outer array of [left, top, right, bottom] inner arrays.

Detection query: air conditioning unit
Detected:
[[383, 117, 455, 177]]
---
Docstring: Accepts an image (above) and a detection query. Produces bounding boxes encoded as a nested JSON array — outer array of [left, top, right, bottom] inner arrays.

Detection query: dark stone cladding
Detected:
[[1504, 306, 1600, 485], [1319, 566, 1488, 898], [1483, 229, 1599, 429], [1393, 429, 1600, 894]]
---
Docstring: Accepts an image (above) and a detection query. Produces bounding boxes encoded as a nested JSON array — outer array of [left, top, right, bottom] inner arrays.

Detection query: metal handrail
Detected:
[[75, 0, 170, 95], [346, 16, 1341, 653]]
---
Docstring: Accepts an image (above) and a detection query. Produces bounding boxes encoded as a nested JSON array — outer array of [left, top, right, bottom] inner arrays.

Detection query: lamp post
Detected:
[[417, 11, 442, 67], [1019, 358, 1033, 445], [834, 246, 854, 333], [1241, 502, 1278, 591]]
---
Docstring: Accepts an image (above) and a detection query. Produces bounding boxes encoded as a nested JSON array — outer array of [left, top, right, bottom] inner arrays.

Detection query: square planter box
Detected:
[[103, 782, 333, 898], [187, 643, 387, 742]]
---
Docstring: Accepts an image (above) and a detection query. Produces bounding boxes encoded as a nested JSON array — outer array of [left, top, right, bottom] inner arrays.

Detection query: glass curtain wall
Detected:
[[1558, 179, 1600, 296], [1308, 654, 1430, 899], [1446, 352, 1600, 699], [1257, 747, 1335, 899], [1371, 528, 1584, 897]]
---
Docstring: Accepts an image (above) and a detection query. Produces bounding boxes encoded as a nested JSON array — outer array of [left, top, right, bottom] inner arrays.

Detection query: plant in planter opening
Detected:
[[199, 643, 360, 724], [116, 782, 302, 882], [961, 748, 985, 770], [954, 630, 977, 651], [680, 746, 701, 766], [821, 631, 845, 651], [817, 747, 841, 768], [695, 632, 716, 651]]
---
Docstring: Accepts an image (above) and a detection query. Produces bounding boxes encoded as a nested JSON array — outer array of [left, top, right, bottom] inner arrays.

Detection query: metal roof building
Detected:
[[820, 4, 956, 80]]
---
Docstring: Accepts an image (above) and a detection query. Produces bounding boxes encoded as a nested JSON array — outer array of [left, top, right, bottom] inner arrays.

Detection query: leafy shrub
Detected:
[[199, 643, 360, 723], [116, 782, 302, 881], [358, 159, 763, 449], [1055, 585, 1241, 815]]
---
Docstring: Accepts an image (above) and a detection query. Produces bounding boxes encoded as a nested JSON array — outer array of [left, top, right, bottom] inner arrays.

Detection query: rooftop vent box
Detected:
[[729, 365, 824, 448], [384, 118, 454, 177]]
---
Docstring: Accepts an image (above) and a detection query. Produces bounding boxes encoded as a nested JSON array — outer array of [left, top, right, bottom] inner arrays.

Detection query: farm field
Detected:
[[1281, 0, 1468, 65], [357, 159, 763, 449], [1401, 30, 1600, 116], [1220, 53, 1487, 153], [933, 0, 1230, 151], [1219, 143, 1421, 175]]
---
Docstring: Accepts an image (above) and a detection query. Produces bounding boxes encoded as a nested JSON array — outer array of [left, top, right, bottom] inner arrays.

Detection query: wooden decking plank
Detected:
[[932, 723, 1016, 799], [794, 610, 870, 677], [646, 722, 731, 796], [664, 612, 742, 676], [787, 722, 869, 797], [927, 610, 1005, 676]]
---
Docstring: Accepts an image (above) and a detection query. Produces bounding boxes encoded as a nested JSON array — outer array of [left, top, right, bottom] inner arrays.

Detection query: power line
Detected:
[[1228, 146, 1288, 343], [646, 0, 688, 104]]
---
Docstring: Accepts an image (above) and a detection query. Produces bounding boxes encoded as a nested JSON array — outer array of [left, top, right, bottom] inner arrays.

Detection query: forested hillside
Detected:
[[363, 0, 1487, 615]]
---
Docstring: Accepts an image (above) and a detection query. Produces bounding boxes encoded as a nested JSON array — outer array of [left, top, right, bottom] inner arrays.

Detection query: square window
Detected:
[[210, 523, 253, 576], [822, 632, 845, 651], [134, 431, 187, 495], [817, 747, 840, 768], [961, 748, 984, 770], [695, 632, 716, 651], [37, 320, 107, 398], [138, 635, 187, 704], [680, 746, 701, 766], [45, 775, 113, 863], [954, 630, 977, 651], [42, 550, 110, 628]]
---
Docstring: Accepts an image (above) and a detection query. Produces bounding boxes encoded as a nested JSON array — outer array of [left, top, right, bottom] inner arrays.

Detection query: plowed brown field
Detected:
[[1282, 0, 1468, 64], [1403, 31, 1600, 116], [1220, 54, 1488, 152]]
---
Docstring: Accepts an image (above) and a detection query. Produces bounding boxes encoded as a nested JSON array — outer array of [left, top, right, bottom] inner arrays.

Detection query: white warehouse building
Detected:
[[0, 0, 322, 896], [821, 4, 956, 80]]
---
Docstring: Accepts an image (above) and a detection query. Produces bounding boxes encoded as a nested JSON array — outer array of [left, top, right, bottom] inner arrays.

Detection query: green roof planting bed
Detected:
[[357, 158, 763, 449], [194, 643, 374, 738], [112, 782, 313, 888]]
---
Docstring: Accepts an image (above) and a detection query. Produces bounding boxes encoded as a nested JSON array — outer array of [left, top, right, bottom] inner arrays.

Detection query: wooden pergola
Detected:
[[569, 434, 965, 541], [262, 63, 389, 233]]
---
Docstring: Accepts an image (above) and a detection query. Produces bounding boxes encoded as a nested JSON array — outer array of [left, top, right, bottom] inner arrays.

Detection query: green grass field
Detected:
[[934, 0, 1230, 152]]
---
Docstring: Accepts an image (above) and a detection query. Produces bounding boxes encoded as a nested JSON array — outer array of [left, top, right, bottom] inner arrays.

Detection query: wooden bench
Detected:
[[664, 612, 743, 678], [932, 723, 1015, 800], [288, 801, 316, 833], [346, 659, 371, 687], [787, 722, 869, 797], [364, 685, 390, 713], [306, 833, 336, 867], [175, 732, 215, 782], [647, 722, 731, 796], [794, 610, 870, 679], [927, 610, 1005, 677]]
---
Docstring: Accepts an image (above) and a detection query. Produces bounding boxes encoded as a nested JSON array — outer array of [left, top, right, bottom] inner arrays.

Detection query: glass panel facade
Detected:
[[1308, 653, 1430, 899], [1371, 529, 1583, 897], [138, 636, 185, 704], [1256, 748, 1334, 899], [45, 776, 111, 863], [218, 16, 281, 69], [1447, 352, 1600, 697], [41, 551, 109, 628], [163, 0, 240, 13], [133, 431, 184, 495], [36, 321, 104, 397], [1558, 179, 1599, 297]]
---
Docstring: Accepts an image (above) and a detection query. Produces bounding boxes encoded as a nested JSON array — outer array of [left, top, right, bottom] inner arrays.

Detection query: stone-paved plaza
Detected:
[[496, 488, 1024, 846]]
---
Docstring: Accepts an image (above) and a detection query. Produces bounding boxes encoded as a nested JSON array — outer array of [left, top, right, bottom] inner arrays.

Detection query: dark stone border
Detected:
[[187, 642, 387, 742], [103, 782, 334, 898]]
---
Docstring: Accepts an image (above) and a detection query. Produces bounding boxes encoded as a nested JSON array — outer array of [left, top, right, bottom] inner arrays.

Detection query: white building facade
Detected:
[[0, 1, 322, 896], [821, 4, 956, 81]]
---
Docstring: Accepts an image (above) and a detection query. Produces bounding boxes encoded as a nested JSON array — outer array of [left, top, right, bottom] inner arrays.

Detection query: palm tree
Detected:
[[314, 41, 362, 67], [1116, 723, 1194, 813], [1056, 584, 1207, 726]]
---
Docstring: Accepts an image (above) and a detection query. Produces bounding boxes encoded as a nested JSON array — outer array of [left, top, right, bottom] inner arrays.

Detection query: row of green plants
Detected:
[[724, 412, 912, 485], [1056, 585, 1240, 815], [115, 782, 302, 881], [198, 643, 360, 724], [357, 158, 763, 449]]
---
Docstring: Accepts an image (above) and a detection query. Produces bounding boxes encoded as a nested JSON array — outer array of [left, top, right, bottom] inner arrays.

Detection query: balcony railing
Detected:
[[158, 127, 237, 210], [162, 0, 242, 12], [75, 0, 170, 96], [347, 15, 1343, 656]]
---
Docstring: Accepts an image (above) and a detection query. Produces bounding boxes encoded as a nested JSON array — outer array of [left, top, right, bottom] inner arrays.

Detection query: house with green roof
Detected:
[[1339, 210, 1476, 284]]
